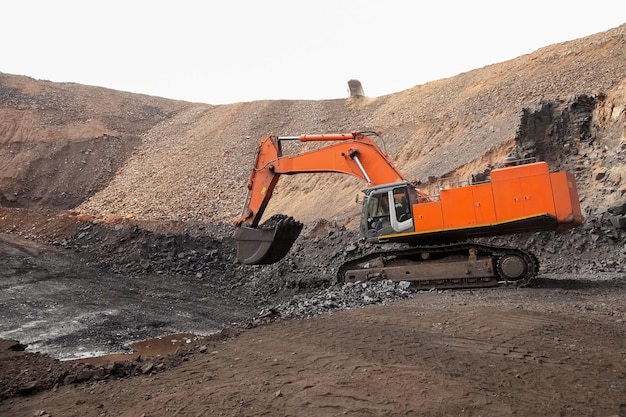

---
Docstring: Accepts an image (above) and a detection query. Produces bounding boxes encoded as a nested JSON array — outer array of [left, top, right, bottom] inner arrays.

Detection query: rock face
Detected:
[[508, 92, 626, 267]]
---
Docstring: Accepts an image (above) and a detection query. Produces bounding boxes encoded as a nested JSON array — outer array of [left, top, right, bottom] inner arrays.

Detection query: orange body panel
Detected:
[[471, 183, 497, 225], [490, 161, 550, 181], [440, 187, 477, 228], [490, 178, 524, 221], [491, 162, 556, 222], [407, 162, 582, 238], [412, 201, 444, 232], [491, 162, 556, 223], [550, 171, 584, 226]]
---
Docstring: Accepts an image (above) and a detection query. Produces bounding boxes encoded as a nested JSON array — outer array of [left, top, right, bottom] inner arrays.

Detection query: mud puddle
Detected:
[[71, 333, 201, 365]]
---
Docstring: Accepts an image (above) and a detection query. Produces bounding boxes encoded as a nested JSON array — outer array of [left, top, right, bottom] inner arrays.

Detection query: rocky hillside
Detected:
[[78, 24, 626, 229], [0, 74, 192, 209], [0, 24, 625, 254]]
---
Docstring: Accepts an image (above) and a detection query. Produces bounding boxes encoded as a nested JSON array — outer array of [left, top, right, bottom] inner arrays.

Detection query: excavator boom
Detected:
[[235, 132, 403, 228], [234, 132, 406, 264]]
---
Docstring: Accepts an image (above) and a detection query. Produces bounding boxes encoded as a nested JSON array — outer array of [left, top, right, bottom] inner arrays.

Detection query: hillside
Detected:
[[74, 23, 626, 228], [0, 24, 625, 417], [0, 24, 624, 231]]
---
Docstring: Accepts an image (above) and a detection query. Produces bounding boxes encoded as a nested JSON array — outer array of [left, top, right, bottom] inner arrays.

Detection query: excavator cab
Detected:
[[362, 182, 416, 242]]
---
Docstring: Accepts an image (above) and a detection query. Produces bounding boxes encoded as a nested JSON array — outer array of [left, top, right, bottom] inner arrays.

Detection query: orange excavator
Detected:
[[234, 131, 583, 289]]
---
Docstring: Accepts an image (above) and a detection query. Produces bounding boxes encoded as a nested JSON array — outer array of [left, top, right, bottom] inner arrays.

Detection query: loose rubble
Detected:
[[261, 280, 413, 319]]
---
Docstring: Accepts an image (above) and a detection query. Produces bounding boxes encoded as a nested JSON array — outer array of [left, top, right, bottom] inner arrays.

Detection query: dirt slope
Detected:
[[1, 25, 624, 228], [72, 24, 626, 228], [0, 73, 192, 210]]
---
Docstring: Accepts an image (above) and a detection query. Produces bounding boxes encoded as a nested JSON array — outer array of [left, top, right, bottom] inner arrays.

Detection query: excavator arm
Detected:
[[235, 132, 404, 227], [234, 132, 405, 264]]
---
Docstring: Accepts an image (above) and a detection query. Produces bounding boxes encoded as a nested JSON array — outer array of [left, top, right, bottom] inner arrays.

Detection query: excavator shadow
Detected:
[[528, 275, 625, 290]]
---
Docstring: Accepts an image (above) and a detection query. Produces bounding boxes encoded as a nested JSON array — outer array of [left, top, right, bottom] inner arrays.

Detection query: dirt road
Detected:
[[1, 273, 625, 417], [1, 213, 626, 416]]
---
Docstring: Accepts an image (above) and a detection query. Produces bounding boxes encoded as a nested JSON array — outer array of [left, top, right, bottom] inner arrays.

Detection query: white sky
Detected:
[[1, 1, 625, 105]]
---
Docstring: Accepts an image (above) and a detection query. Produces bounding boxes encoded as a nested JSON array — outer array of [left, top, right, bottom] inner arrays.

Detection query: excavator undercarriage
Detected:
[[235, 214, 540, 290], [337, 243, 539, 289]]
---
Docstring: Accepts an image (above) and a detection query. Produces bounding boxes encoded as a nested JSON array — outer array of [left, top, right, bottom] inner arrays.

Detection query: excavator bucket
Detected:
[[234, 215, 303, 265]]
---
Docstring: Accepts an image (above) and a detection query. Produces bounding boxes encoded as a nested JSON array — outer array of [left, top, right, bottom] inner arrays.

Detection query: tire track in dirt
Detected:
[[3, 287, 625, 416]]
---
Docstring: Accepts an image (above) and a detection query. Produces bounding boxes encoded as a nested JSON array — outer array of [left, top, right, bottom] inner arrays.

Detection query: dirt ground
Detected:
[[1, 273, 625, 416], [1, 210, 625, 417]]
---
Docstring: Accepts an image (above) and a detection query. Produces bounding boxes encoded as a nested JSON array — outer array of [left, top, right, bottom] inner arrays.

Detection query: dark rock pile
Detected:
[[58, 221, 233, 279], [261, 280, 413, 319]]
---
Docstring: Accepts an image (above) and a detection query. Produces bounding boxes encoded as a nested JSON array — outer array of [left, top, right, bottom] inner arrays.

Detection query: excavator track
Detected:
[[337, 242, 539, 290]]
